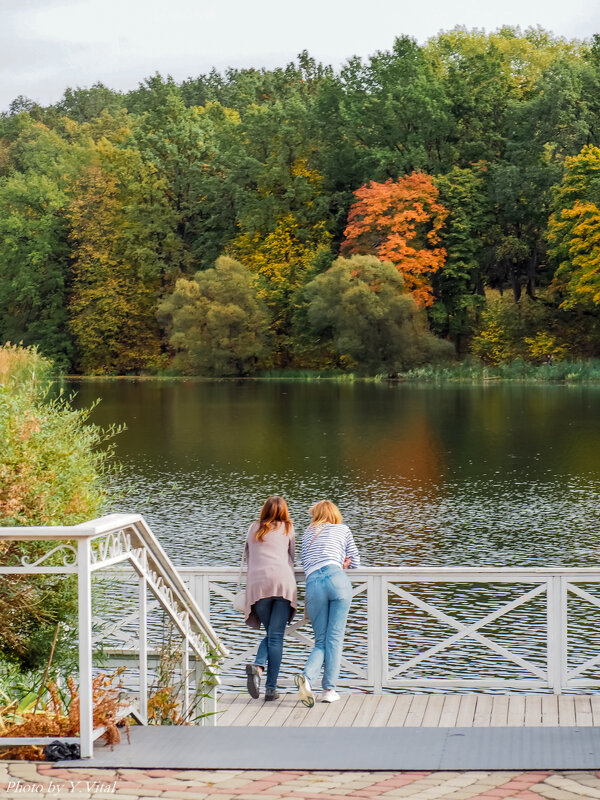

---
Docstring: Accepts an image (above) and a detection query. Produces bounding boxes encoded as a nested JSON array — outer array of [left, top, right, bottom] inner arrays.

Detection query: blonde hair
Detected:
[[308, 500, 342, 530]]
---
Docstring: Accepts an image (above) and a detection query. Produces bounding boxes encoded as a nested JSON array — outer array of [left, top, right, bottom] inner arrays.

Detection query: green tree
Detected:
[[432, 167, 490, 349], [67, 133, 177, 374], [157, 256, 272, 376], [0, 119, 89, 368], [296, 255, 453, 375]]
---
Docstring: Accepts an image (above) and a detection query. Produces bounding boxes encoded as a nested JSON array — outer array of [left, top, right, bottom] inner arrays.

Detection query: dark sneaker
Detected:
[[246, 664, 261, 699], [264, 689, 280, 701]]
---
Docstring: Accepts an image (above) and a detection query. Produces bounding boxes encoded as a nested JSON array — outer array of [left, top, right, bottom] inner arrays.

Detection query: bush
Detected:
[[470, 291, 569, 365], [295, 255, 454, 375], [157, 257, 272, 376], [0, 344, 120, 669]]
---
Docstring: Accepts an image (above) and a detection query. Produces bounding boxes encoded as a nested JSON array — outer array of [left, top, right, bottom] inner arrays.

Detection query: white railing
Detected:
[[0, 514, 226, 757], [180, 566, 600, 693]]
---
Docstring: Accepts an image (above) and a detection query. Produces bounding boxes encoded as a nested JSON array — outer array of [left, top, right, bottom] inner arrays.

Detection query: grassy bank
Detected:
[[401, 359, 600, 383], [60, 359, 600, 383]]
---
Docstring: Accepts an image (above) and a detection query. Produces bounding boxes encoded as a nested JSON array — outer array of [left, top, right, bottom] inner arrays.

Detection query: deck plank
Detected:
[[369, 694, 397, 727], [590, 695, 600, 727], [438, 695, 461, 727], [574, 695, 593, 726], [352, 694, 379, 727], [215, 692, 593, 727], [507, 694, 525, 726], [541, 694, 559, 727], [558, 695, 576, 726], [490, 695, 509, 727], [386, 695, 414, 726], [216, 693, 250, 726], [455, 694, 477, 727], [473, 695, 493, 726], [265, 696, 298, 727], [316, 693, 351, 727], [334, 693, 365, 726], [524, 694, 542, 726], [421, 695, 445, 727], [404, 695, 428, 726]]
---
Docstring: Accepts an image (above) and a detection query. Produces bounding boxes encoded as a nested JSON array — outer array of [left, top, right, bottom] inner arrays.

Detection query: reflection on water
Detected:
[[68, 380, 600, 686], [68, 380, 600, 569]]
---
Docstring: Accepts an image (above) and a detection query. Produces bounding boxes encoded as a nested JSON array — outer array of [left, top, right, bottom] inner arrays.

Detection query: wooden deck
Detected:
[[216, 692, 600, 727]]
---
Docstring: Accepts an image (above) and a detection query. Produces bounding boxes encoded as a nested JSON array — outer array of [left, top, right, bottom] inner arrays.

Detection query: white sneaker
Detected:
[[321, 689, 340, 703], [294, 674, 315, 708]]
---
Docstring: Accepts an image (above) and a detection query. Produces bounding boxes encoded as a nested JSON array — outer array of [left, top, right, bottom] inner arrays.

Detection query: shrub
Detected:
[[157, 257, 272, 376], [0, 344, 120, 669], [295, 255, 454, 375]]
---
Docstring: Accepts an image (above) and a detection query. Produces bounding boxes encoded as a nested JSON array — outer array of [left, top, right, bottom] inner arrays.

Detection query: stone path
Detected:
[[4, 763, 600, 799]]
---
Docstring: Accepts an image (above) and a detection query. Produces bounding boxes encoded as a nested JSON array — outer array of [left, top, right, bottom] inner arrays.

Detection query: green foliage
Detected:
[[432, 167, 490, 346], [0, 28, 599, 374], [157, 257, 272, 376], [296, 255, 454, 375], [470, 291, 568, 365], [0, 344, 121, 669]]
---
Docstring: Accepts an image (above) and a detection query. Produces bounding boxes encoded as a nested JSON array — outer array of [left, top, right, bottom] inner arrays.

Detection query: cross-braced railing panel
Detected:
[[180, 566, 600, 694]]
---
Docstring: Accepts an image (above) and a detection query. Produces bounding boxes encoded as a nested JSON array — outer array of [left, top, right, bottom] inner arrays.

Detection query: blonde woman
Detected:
[[295, 500, 360, 707], [244, 496, 297, 701]]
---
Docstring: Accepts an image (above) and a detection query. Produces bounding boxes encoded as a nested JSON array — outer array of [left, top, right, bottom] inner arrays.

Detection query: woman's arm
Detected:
[[344, 527, 360, 569], [288, 526, 296, 568]]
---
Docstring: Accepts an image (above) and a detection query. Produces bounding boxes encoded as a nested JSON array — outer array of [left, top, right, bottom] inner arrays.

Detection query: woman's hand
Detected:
[[343, 556, 351, 569]]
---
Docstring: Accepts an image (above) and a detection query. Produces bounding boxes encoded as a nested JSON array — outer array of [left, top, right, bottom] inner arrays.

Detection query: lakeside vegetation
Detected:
[[2, 28, 600, 376], [0, 344, 119, 668]]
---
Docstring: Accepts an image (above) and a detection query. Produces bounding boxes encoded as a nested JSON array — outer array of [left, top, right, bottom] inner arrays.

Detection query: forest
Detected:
[[1, 26, 600, 377]]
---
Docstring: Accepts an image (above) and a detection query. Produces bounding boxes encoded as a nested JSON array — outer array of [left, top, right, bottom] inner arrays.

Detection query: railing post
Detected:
[[367, 575, 386, 692], [181, 634, 190, 719], [191, 574, 211, 621], [547, 575, 567, 693], [77, 538, 93, 758], [138, 572, 148, 724]]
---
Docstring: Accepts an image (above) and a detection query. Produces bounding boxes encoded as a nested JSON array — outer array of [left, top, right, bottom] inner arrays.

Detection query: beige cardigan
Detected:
[[243, 521, 297, 630]]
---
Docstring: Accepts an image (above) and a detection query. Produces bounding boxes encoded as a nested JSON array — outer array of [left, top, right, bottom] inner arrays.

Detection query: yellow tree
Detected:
[[548, 145, 600, 308]]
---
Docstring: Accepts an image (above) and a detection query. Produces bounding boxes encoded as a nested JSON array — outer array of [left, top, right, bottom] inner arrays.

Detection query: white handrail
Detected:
[[0, 515, 227, 758], [180, 565, 600, 694]]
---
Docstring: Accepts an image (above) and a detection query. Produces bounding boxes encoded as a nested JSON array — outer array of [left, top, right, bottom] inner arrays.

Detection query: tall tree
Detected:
[[548, 145, 600, 308], [342, 172, 448, 307]]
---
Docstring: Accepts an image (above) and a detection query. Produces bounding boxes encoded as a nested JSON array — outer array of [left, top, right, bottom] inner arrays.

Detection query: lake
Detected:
[[68, 379, 600, 687], [67, 379, 600, 570]]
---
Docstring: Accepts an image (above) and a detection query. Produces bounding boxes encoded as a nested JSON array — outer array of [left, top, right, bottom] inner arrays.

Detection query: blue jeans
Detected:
[[303, 565, 352, 690], [253, 596, 291, 690]]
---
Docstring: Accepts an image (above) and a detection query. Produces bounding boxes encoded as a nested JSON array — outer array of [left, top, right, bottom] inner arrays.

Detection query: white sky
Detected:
[[0, 0, 598, 110]]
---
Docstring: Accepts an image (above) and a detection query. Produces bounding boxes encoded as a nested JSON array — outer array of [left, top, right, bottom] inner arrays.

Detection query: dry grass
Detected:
[[0, 343, 50, 388], [0, 671, 129, 760]]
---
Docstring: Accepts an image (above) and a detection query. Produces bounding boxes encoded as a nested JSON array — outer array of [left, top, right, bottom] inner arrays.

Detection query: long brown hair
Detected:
[[255, 496, 292, 541]]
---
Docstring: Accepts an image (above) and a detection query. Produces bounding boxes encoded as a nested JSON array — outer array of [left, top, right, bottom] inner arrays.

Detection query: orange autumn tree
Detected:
[[341, 172, 449, 306]]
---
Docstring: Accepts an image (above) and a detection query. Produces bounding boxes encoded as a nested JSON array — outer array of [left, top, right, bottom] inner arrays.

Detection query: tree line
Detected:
[[2, 26, 600, 376]]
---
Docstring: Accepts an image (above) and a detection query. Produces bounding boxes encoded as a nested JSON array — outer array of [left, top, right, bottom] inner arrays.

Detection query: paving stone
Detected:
[[529, 785, 585, 800], [544, 777, 600, 798]]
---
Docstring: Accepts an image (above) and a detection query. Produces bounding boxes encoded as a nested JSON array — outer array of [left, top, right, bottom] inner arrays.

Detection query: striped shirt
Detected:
[[301, 523, 360, 577]]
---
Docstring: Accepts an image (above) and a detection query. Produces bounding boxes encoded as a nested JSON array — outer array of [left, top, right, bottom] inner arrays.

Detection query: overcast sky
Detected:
[[1, 0, 598, 110]]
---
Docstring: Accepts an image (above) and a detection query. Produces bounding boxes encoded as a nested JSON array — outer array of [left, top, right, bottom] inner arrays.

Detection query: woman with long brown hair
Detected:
[[243, 495, 297, 701]]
